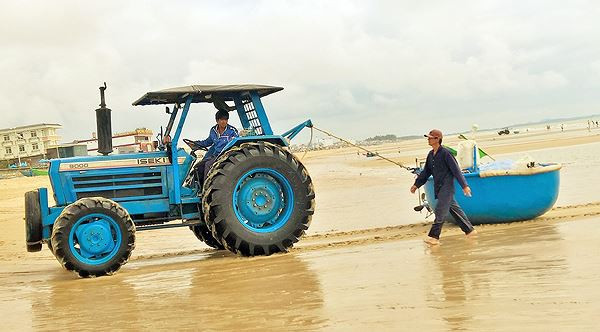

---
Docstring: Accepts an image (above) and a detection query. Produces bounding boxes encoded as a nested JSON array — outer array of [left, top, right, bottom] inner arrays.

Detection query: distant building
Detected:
[[0, 123, 62, 163], [74, 128, 155, 154]]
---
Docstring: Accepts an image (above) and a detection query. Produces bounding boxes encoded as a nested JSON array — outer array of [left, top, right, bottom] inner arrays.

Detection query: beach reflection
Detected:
[[31, 252, 324, 331], [19, 218, 600, 331], [426, 221, 567, 330]]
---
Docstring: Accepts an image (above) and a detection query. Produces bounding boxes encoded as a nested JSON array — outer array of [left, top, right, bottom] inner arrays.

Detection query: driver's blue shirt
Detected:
[[195, 124, 239, 159]]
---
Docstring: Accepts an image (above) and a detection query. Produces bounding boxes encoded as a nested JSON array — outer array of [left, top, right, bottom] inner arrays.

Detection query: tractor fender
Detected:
[[220, 135, 288, 155]]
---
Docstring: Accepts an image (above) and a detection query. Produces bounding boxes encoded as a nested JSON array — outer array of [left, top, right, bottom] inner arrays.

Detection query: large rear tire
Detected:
[[202, 142, 315, 256], [25, 190, 43, 252], [51, 197, 135, 277], [189, 222, 224, 250]]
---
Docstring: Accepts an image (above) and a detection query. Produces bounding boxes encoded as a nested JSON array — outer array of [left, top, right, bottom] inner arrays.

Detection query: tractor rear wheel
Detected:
[[51, 197, 135, 277], [47, 236, 57, 257], [189, 222, 224, 250], [202, 142, 315, 256], [25, 190, 43, 252]]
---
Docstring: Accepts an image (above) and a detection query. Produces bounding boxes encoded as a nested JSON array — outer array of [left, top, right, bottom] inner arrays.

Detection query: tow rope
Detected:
[[305, 126, 414, 171]]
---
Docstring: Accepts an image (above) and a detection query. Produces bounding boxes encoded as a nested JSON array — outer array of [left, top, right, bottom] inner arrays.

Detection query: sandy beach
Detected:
[[1, 124, 600, 330]]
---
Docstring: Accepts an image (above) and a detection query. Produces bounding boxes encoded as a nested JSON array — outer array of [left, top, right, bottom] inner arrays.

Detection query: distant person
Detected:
[[194, 110, 239, 183], [561, 124, 564, 132], [410, 129, 477, 245]]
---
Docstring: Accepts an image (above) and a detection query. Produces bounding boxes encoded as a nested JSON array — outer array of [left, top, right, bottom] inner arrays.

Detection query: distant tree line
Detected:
[[364, 134, 398, 141]]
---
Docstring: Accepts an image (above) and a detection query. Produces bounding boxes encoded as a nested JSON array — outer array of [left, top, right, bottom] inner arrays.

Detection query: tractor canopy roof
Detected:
[[132, 84, 283, 106]]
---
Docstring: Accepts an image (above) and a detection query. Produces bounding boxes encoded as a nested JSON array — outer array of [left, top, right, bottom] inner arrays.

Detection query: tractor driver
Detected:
[[194, 109, 239, 183]]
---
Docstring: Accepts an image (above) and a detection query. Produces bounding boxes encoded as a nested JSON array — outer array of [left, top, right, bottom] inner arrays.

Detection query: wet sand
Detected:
[[1, 127, 600, 330], [2, 215, 599, 331]]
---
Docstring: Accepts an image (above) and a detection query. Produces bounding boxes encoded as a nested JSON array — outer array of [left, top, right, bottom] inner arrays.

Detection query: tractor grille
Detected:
[[72, 172, 163, 200]]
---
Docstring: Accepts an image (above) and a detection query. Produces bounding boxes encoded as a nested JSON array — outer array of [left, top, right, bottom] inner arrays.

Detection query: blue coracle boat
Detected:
[[422, 146, 561, 224]]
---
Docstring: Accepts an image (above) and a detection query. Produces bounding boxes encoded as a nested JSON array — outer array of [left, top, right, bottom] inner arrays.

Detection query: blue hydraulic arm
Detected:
[[282, 120, 313, 140]]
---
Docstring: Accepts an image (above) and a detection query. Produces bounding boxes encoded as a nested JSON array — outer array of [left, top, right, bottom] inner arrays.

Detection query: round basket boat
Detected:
[[423, 163, 561, 224]]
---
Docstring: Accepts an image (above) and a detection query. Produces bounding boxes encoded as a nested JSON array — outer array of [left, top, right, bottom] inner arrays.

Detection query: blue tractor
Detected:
[[24, 84, 315, 277]]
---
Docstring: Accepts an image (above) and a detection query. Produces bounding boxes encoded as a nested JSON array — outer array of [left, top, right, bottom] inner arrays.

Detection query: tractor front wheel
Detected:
[[51, 197, 135, 277]]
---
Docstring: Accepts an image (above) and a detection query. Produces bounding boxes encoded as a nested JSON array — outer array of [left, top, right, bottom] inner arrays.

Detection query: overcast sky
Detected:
[[1, 1, 599, 143]]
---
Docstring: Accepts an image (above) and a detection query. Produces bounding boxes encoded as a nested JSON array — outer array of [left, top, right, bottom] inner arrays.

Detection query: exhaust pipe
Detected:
[[95, 82, 113, 155]]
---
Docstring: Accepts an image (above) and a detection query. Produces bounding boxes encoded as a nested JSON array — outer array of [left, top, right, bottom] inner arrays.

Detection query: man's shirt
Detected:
[[195, 124, 239, 159], [414, 146, 468, 198]]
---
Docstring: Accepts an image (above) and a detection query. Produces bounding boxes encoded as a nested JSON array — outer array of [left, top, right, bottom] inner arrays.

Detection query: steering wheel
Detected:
[[183, 138, 207, 157]]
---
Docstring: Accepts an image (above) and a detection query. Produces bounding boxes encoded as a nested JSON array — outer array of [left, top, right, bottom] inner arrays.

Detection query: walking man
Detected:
[[410, 129, 477, 245]]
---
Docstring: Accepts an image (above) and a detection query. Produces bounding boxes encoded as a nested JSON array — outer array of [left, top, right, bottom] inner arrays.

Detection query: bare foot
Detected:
[[424, 236, 440, 245], [466, 229, 478, 238]]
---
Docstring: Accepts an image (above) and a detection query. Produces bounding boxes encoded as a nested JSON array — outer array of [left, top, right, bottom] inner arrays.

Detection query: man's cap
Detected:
[[424, 129, 443, 139]]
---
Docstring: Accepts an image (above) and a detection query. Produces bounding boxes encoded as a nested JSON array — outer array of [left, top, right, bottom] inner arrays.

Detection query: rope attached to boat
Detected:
[[300, 125, 313, 161], [310, 126, 414, 171]]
